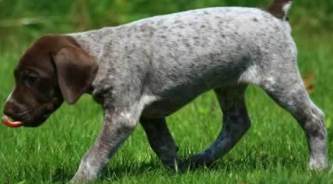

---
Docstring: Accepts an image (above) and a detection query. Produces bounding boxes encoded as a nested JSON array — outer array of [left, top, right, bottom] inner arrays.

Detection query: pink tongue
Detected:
[[2, 115, 23, 128]]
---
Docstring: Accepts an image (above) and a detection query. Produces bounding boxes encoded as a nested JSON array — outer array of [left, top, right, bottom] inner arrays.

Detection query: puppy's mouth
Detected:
[[2, 115, 24, 128]]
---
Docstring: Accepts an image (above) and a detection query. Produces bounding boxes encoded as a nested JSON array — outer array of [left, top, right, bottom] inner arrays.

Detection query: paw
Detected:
[[309, 157, 328, 170], [179, 153, 214, 171], [70, 176, 95, 184], [70, 171, 98, 184]]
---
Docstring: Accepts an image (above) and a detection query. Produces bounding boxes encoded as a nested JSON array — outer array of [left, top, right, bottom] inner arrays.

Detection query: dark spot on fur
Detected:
[[252, 17, 259, 22]]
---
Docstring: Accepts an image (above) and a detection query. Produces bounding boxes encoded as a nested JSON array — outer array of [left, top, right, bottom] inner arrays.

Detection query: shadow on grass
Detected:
[[51, 154, 306, 183], [51, 161, 161, 183], [100, 161, 163, 181], [52, 168, 74, 183]]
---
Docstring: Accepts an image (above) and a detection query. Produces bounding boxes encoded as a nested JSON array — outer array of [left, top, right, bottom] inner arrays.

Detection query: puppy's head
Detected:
[[2, 35, 98, 127]]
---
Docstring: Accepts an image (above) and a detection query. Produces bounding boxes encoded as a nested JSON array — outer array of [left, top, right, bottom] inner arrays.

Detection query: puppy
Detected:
[[2, 0, 327, 182]]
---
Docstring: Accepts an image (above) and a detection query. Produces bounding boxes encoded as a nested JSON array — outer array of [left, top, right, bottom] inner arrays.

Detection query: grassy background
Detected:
[[0, 0, 333, 183]]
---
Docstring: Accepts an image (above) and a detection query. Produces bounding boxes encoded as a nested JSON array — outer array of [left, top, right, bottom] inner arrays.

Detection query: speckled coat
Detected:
[[68, 6, 327, 183]]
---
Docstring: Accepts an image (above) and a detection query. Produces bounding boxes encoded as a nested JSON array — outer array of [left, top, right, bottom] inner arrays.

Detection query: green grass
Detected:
[[1, 1, 333, 183]]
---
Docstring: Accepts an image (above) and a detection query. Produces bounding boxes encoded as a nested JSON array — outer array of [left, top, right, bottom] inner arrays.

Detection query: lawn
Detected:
[[0, 1, 333, 184]]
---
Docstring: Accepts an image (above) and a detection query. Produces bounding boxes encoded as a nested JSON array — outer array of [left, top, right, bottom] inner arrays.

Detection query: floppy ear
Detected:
[[53, 46, 98, 104]]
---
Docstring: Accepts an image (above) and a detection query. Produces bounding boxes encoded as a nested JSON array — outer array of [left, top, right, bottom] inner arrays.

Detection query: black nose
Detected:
[[3, 101, 23, 120]]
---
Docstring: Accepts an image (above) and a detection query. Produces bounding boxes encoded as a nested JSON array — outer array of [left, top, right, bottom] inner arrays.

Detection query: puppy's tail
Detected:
[[267, 0, 292, 20]]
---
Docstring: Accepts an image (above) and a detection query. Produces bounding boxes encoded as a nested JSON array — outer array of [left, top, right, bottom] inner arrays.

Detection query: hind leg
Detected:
[[260, 70, 328, 169], [181, 85, 250, 168]]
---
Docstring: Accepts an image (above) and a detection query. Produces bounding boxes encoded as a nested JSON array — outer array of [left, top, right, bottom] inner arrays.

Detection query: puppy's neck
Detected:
[[67, 27, 116, 63]]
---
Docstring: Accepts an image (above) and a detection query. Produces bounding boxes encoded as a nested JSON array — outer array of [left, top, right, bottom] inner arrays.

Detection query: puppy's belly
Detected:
[[141, 62, 248, 118], [141, 92, 203, 118], [141, 77, 225, 118]]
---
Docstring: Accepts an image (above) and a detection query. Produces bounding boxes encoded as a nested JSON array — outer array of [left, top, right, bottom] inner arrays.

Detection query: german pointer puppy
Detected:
[[2, 0, 328, 182]]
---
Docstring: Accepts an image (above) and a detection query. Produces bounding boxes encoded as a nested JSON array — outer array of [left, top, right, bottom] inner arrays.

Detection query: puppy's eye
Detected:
[[23, 75, 39, 87]]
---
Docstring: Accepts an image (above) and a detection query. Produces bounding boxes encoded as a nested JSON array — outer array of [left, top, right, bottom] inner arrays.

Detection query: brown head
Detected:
[[2, 35, 98, 127], [267, 0, 292, 20]]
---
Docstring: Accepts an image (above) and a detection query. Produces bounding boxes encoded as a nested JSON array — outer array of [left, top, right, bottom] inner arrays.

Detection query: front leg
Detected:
[[141, 117, 180, 169], [71, 108, 138, 183]]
